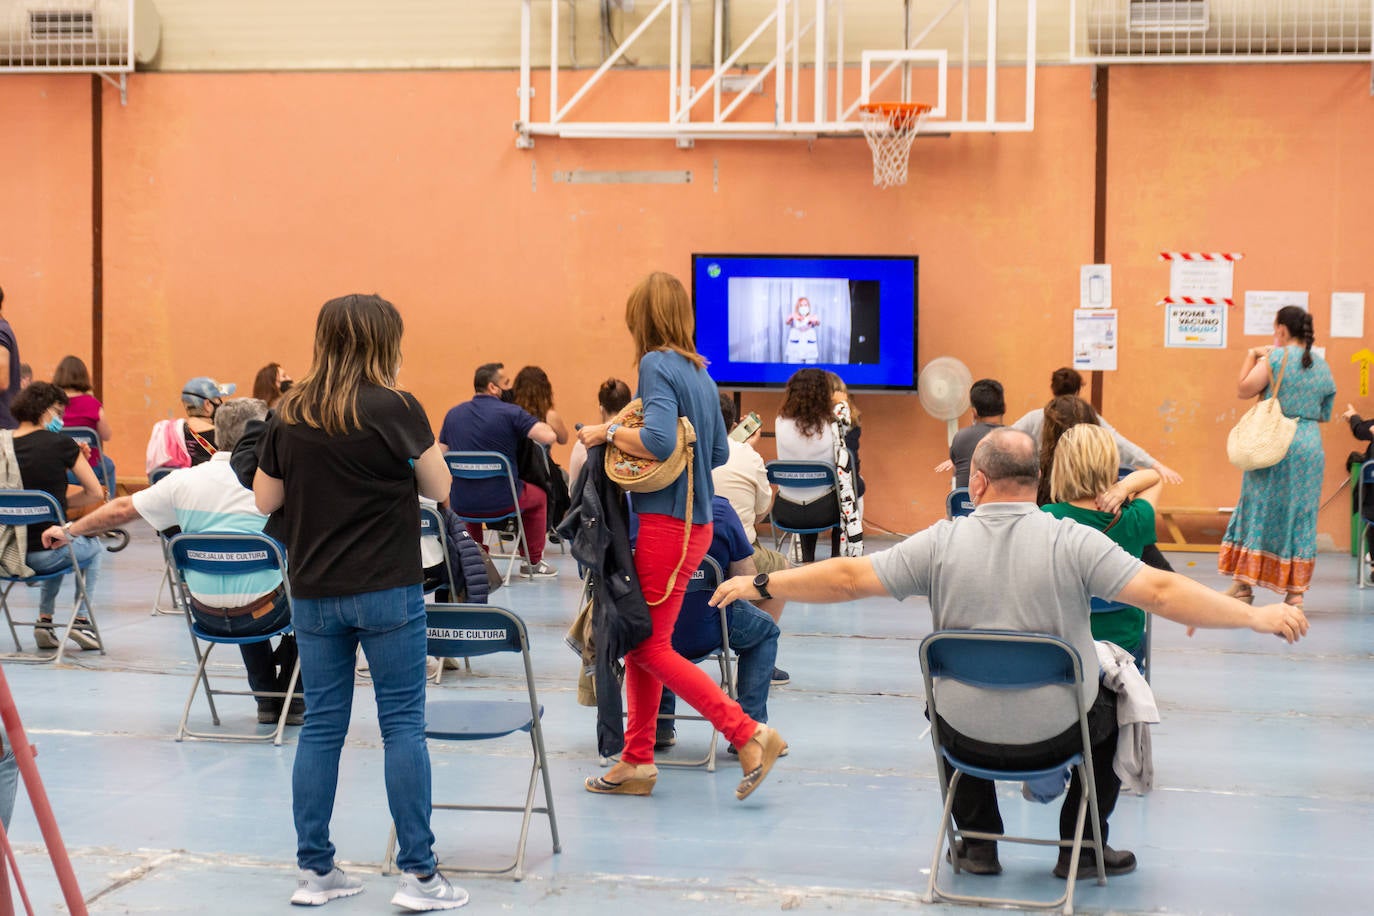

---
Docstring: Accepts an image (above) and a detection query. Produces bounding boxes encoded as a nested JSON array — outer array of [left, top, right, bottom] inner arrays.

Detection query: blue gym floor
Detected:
[[1, 529, 1371, 914]]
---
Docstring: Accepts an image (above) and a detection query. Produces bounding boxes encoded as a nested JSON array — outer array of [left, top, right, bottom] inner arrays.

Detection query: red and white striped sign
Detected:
[[1158, 252, 1244, 262], [1157, 295, 1235, 307]]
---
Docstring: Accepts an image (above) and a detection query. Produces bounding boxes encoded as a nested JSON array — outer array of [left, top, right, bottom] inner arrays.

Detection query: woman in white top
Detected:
[[567, 377, 632, 485], [773, 368, 844, 562]]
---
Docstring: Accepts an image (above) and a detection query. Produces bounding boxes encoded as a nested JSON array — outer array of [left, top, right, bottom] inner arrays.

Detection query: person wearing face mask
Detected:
[[252, 362, 294, 410], [180, 376, 235, 465], [438, 362, 560, 578], [783, 296, 821, 364], [5, 382, 105, 650]]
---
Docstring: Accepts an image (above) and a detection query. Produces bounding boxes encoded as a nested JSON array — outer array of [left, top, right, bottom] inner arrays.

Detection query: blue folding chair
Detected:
[[0, 490, 105, 664], [382, 604, 560, 880], [656, 555, 738, 772], [167, 532, 301, 746], [1117, 466, 1134, 481], [765, 460, 840, 559], [147, 466, 186, 617], [1090, 597, 1152, 683], [1357, 463, 1374, 588], [946, 487, 975, 519], [920, 630, 1107, 916], [419, 503, 471, 680], [60, 426, 129, 552], [445, 452, 532, 585]]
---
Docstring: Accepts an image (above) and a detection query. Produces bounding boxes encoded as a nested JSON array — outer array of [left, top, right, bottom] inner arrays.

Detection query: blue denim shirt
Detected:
[[631, 350, 729, 525]]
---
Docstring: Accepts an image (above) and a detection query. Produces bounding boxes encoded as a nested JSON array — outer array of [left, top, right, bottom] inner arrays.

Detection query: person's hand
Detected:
[[933, 459, 954, 474], [1342, 403, 1358, 421], [1096, 483, 1127, 514], [1250, 602, 1309, 644], [75, 441, 92, 462], [745, 428, 763, 447], [40, 524, 70, 549], [1154, 462, 1183, 485], [709, 575, 760, 608], [578, 423, 609, 447], [1248, 345, 1273, 359]]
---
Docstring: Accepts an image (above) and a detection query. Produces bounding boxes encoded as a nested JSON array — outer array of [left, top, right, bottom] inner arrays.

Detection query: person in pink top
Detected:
[[54, 355, 114, 484]]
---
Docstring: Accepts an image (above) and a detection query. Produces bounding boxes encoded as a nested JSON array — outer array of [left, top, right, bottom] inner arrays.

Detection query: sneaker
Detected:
[[66, 621, 101, 651], [770, 667, 790, 687], [519, 561, 557, 579], [1053, 843, 1137, 880], [654, 726, 677, 750], [33, 620, 58, 650], [290, 866, 363, 906], [391, 871, 469, 911], [947, 839, 1002, 876]]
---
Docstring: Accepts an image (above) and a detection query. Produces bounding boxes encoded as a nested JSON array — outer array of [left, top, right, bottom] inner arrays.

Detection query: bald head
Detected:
[[969, 428, 1040, 502]]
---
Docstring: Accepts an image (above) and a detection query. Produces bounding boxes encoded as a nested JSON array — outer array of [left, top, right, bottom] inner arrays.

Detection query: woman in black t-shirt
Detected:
[[10, 383, 105, 650], [253, 294, 463, 909]]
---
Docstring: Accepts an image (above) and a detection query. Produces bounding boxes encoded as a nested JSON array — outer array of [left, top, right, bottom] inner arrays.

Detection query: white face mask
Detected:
[[798, 305, 811, 316]]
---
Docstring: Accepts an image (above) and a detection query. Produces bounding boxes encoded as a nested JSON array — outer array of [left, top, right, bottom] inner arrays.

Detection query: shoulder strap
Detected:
[[1270, 349, 1290, 398]]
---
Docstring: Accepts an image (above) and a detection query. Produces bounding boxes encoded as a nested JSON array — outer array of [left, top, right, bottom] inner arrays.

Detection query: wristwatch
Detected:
[[606, 423, 621, 445], [752, 573, 772, 600]]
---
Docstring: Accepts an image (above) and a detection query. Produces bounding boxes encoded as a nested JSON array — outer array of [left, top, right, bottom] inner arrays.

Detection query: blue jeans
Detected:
[[661, 600, 780, 725], [0, 747, 17, 831], [290, 584, 435, 876], [192, 592, 298, 698], [24, 537, 103, 619]]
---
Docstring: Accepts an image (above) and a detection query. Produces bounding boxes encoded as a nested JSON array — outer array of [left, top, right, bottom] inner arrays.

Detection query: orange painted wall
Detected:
[[7, 63, 1372, 545]]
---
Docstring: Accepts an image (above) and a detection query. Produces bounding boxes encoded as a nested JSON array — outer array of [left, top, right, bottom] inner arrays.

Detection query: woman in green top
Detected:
[[1043, 423, 1163, 659]]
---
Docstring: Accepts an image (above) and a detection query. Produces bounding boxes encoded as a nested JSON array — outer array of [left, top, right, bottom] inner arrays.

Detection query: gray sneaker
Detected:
[[290, 867, 363, 906], [519, 560, 557, 579], [390, 872, 469, 911]]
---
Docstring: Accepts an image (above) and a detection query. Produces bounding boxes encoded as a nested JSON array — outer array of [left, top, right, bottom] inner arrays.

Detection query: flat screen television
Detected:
[[691, 253, 918, 391]]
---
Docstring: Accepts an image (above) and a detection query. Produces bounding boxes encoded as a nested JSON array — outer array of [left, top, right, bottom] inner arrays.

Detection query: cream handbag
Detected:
[[1227, 350, 1297, 471]]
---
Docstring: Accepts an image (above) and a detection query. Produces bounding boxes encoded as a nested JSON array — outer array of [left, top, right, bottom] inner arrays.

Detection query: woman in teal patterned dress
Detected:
[[1219, 306, 1335, 607]]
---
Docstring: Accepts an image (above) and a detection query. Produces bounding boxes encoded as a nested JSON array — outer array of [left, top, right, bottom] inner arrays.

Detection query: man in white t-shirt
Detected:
[[709, 429, 1307, 880], [43, 399, 302, 725], [711, 393, 787, 576]]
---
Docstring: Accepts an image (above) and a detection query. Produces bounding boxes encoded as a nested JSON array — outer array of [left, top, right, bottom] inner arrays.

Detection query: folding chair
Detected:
[[445, 452, 532, 585], [920, 630, 1107, 916], [765, 460, 840, 559], [419, 504, 470, 680], [0, 490, 105, 665], [1090, 597, 1152, 684], [148, 467, 184, 616], [1357, 463, 1374, 588], [383, 604, 560, 880], [656, 555, 738, 772], [60, 426, 128, 552], [167, 532, 302, 746], [1117, 466, 1133, 481], [946, 487, 975, 519]]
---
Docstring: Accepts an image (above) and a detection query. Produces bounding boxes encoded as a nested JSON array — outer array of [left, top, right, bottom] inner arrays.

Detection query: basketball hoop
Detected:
[[859, 102, 932, 189]]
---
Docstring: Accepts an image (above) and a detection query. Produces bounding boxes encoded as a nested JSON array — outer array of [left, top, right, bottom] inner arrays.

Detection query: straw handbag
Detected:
[[604, 399, 696, 605], [1227, 350, 1297, 471]]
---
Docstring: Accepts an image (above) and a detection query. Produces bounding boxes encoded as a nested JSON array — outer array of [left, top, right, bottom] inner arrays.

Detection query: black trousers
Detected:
[[937, 684, 1121, 846], [772, 496, 840, 563]]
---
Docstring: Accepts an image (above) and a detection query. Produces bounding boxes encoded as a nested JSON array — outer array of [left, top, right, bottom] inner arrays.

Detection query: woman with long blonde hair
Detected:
[[577, 272, 788, 800], [253, 294, 466, 911]]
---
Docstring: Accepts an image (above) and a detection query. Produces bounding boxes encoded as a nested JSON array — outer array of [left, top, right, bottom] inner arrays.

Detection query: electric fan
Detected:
[[917, 357, 973, 445]]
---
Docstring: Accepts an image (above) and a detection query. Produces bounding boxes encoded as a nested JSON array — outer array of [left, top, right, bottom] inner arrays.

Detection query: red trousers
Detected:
[[465, 482, 547, 564], [621, 513, 758, 765]]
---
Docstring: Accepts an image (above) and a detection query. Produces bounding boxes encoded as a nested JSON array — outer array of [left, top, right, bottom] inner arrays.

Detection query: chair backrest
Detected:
[[920, 630, 1083, 691], [426, 604, 527, 659], [1089, 596, 1129, 614], [148, 466, 176, 486], [765, 460, 837, 491], [1362, 463, 1374, 487], [946, 488, 975, 519], [419, 504, 446, 540], [167, 532, 288, 580], [445, 451, 522, 515], [1117, 466, 1133, 481], [686, 554, 724, 594], [61, 426, 101, 451], [0, 490, 64, 528]]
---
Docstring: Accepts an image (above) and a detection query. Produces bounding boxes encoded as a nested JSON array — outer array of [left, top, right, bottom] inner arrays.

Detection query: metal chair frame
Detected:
[[920, 629, 1107, 916], [1089, 597, 1152, 683], [765, 460, 841, 559], [60, 425, 128, 552], [167, 532, 302, 746], [382, 604, 560, 880], [445, 452, 533, 585], [419, 503, 470, 681], [1357, 463, 1374, 588], [146, 467, 185, 616], [946, 487, 975, 519], [0, 490, 106, 665]]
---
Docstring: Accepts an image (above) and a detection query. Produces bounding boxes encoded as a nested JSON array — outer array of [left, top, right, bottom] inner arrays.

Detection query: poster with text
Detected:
[[1170, 260, 1234, 299], [1244, 290, 1308, 336], [1165, 302, 1227, 348], [1073, 309, 1118, 371]]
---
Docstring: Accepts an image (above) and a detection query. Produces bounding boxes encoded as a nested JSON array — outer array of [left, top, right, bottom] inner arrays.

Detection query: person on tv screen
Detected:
[[783, 297, 821, 364]]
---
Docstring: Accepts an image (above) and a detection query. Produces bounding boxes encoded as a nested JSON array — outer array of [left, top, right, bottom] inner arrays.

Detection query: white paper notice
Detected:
[[1170, 260, 1234, 299], [1244, 290, 1308, 337], [1165, 302, 1227, 348], [1073, 310, 1118, 371], [1331, 292, 1365, 339], [1080, 265, 1112, 309]]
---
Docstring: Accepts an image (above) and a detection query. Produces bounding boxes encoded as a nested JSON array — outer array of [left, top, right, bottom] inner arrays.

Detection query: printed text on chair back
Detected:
[[427, 605, 524, 658], [0, 491, 63, 527], [685, 555, 724, 594], [946, 488, 975, 518], [169, 534, 286, 577], [446, 452, 516, 480]]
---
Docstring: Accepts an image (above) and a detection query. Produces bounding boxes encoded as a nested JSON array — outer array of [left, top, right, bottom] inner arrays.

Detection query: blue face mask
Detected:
[[44, 415, 63, 433]]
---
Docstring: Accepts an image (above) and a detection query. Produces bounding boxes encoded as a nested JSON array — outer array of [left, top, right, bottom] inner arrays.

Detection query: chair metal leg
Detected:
[[1, 584, 21, 652], [924, 768, 961, 903], [531, 721, 560, 854], [177, 645, 216, 742], [273, 657, 303, 747], [382, 823, 398, 876]]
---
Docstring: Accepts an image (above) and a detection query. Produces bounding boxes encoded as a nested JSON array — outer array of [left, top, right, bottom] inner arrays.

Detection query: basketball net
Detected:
[[859, 102, 932, 189]]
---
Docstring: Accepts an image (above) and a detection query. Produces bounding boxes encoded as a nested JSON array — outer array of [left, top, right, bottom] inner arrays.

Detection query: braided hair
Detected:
[[1275, 305, 1315, 368]]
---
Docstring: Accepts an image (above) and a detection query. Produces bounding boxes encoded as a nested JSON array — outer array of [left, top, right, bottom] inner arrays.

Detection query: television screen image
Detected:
[[693, 254, 917, 391]]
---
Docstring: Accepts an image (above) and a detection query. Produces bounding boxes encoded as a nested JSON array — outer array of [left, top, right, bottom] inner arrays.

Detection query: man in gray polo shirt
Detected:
[[710, 428, 1307, 879]]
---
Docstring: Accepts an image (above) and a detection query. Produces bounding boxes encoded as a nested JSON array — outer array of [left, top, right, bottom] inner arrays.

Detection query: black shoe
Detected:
[[257, 700, 283, 725], [654, 727, 677, 750], [770, 667, 790, 687], [947, 839, 1002, 876], [285, 698, 306, 727], [1053, 844, 1136, 880]]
